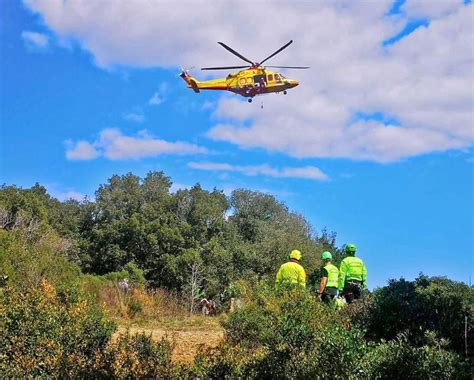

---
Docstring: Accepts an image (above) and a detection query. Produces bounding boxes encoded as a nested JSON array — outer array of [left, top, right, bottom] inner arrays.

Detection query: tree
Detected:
[[228, 189, 322, 280]]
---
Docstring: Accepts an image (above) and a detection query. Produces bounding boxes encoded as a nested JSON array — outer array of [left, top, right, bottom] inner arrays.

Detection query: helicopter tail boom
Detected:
[[180, 70, 200, 93]]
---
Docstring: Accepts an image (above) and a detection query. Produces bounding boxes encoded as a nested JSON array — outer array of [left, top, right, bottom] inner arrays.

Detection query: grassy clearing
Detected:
[[114, 315, 224, 363], [114, 314, 224, 331]]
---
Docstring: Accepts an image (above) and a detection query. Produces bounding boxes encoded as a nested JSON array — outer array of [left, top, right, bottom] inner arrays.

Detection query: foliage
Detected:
[[1, 174, 471, 378], [195, 282, 467, 379], [94, 332, 188, 379], [198, 282, 369, 379], [0, 279, 115, 378], [363, 275, 474, 354], [0, 278, 189, 378], [360, 332, 466, 380], [0, 183, 86, 245], [103, 262, 147, 285], [229, 189, 323, 281], [0, 176, 332, 303], [0, 228, 81, 290], [78, 275, 185, 320]]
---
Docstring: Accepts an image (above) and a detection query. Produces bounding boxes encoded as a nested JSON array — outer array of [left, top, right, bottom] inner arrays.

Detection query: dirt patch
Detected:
[[115, 319, 224, 363]]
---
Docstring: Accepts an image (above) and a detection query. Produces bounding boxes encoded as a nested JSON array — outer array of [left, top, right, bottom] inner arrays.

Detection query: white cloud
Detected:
[[21, 30, 49, 50], [148, 92, 163, 105], [188, 161, 329, 181], [402, 0, 463, 19], [25, 0, 473, 162], [66, 129, 207, 160], [58, 190, 85, 201], [201, 101, 215, 111], [124, 112, 145, 123], [148, 82, 168, 105], [170, 182, 191, 193], [46, 184, 86, 201], [65, 140, 100, 160]]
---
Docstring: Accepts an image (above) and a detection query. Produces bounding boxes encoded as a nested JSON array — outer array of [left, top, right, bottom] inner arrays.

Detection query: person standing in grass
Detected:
[[275, 249, 306, 290], [319, 251, 339, 304]]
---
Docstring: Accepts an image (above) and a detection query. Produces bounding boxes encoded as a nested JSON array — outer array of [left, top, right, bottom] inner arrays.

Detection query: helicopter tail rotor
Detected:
[[179, 68, 200, 93], [177, 66, 195, 76]]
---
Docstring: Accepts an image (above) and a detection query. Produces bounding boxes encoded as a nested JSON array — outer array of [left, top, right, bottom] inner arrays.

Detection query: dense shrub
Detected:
[[0, 279, 115, 378], [361, 332, 466, 380], [196, 282, 467, 379], [94, 332, 189, 379], [363, 275, 473, 354], [0, 229, 80, 290], [0, 278, 195, 378], [103, 262, 147, 285], [198, 283, 369, 379]]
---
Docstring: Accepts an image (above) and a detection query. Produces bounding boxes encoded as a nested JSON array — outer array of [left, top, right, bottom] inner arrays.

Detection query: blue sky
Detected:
[[1, 0, 472, 289]]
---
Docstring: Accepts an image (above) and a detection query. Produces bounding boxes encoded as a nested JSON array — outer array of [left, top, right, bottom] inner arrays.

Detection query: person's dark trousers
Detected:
[[343, 280, 362, 304], [321, 287, 337, 304]]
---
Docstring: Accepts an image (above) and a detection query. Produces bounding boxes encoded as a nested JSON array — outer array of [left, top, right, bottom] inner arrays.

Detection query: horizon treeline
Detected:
[[0, 171, 342, 297]]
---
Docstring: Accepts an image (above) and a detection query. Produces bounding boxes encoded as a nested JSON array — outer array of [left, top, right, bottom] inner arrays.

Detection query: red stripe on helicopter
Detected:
[[199, 86, 229, 90]]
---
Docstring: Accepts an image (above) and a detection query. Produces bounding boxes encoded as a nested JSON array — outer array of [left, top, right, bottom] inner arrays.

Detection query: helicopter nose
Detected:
[[290, 80, 299, 88]]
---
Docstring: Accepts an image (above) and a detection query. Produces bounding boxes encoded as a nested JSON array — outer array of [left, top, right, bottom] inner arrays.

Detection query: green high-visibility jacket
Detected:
[[323, 263, 339, 289], [275, 261, 306, 289], [338, 256, 367, 291]]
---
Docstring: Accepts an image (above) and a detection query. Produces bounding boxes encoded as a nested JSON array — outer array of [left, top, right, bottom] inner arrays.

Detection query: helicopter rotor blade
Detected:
[[217, 42, 255, 65], [201, 65, 250, 70], [264, 65, 310, 69], [258, 40, 293, 65]]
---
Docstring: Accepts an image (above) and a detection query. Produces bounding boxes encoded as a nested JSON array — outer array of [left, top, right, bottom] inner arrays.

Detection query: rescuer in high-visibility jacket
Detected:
[[275, 250, 306, 290], [338, 243, 367, 303], [319, 251, 339, 304]]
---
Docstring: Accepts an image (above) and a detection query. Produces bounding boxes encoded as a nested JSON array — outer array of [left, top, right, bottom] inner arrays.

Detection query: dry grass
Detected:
[[114, 316, 224, 363], [115, 313, 224, 331], [98, 283, 187, 320], [93, 280, 225, 362]]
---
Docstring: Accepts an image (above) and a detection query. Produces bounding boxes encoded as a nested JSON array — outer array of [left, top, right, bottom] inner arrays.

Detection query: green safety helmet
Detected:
[[321, 251, 332, 260], [289, 249, 302, 261], [345, 243, 357, 254]]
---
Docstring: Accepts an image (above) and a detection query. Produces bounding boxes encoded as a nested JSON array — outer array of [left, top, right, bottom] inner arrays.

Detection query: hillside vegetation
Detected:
[[0, 172, 472, 379]]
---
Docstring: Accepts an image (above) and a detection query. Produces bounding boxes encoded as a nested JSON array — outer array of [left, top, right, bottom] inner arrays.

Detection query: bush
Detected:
[[94, 332, 189, 379], [198, 282, 369, 379], [195, 281, 470, 379], [0, 279, 115, 378], [364, 275, 473, 354], [103, 262, 146, 286], [361, 332, 465, 380], [0, 229, 80, 290]]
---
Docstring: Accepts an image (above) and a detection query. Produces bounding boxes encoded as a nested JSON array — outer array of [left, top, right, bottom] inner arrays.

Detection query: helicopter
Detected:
[[180, 40, 309, 103]]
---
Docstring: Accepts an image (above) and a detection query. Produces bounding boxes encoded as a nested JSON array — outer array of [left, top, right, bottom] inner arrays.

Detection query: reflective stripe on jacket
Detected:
[[276, 261, 306, 289], [324, 263, 339, 289], [338, 256, 367, 290]]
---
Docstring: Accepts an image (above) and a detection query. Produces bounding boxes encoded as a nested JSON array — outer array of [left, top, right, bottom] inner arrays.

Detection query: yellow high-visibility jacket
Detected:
[[338, 256, 367, 290], [323, 263, 339, 289], [275, 261, 306, 289]]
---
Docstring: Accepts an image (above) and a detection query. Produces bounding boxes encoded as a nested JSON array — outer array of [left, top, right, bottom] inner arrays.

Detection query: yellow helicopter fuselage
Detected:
[[181, 67, 299, 99]]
